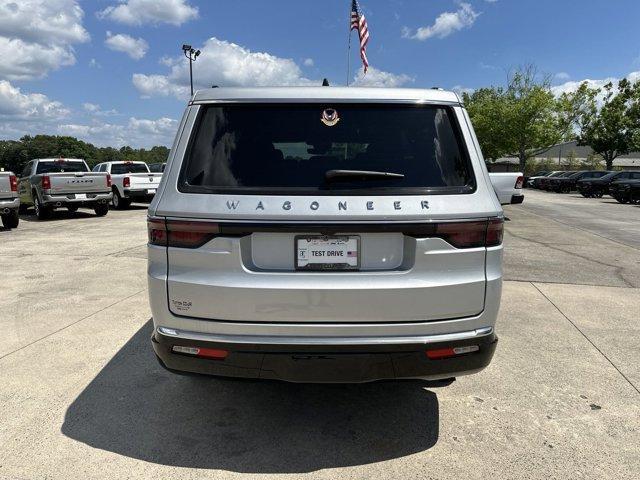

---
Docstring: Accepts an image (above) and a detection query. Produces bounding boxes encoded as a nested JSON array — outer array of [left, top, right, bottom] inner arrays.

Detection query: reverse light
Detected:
[[515, 175, 524, 189], [106, 173, 112, 188], [123, 176, 130, 188], [42, 175, 51, 190], [9, 174, 17, 192], [426, 345, 479, 359], [172, 345, 229, 360]]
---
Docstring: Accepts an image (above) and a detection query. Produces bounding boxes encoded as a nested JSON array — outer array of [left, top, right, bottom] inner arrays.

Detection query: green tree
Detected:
[[577, 79, 640, 170], [464, 65, 592, 171]]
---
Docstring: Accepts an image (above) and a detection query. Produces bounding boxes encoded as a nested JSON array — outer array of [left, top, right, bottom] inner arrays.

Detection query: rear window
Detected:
[[36, 161, 88, 174], [111, 163, 149, 174], [180, 104, 475, 195]]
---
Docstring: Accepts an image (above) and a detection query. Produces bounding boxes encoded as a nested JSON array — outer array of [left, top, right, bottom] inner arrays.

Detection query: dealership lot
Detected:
[[0, 191, 639, 479]]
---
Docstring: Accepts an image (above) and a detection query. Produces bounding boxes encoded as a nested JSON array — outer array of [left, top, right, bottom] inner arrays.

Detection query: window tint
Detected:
[[180, 104, 475, 194], [36, 161, 88, 174], [110, 163, 149, 174]]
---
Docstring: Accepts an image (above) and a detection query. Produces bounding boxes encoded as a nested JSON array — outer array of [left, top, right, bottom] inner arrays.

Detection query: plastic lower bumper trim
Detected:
[[152, 327, 497, 383]]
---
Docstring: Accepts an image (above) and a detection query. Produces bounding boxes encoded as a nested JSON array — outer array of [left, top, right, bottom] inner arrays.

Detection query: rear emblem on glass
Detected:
[[321, 108, 340, 127]]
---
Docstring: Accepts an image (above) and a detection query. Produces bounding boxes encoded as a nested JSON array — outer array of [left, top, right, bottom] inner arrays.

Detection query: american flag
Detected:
[[350, 0, 369, 73]]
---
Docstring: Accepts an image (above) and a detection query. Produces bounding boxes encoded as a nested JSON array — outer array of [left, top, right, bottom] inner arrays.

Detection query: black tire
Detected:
[[1, 209, 19, 229], [111, 188, 130, 210], [94, 203, 109, 216], [67, 205, 79, 213], [33, 194, 51, 220]]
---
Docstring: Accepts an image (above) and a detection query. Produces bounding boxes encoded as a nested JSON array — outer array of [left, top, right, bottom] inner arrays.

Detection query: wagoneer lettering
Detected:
[[148, 86, 503, 383]]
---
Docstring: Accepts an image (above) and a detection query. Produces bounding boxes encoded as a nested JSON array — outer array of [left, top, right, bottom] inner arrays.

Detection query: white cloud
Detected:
[[0, 80, 69, 120], [0, 0, 89, 80], [105, 31, 148, 60], [98, 0, 198, 26], [403, 3, 479, 41], [89, 58, 101, 68], [133, 37, 316, 98], [58, 117, 178, 148], [303, 58, 314, 67], [351, 67, 413, 88], [82, 103, 118, 116]]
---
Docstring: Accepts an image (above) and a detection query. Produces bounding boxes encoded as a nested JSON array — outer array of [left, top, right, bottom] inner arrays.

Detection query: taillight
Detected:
[[147, 217, 167, 246], [485, 218, 504, 247], [147, 218, 219, 248], [515, 175, 524, 189], [434, 221, 486, 248], [123, 176, 130, 188], [9, 175, 17, 192], [172, 345, 228, 360], [42, 175, 51, 190], [426, 345, 479, 359], [106, 174, 112, 188]]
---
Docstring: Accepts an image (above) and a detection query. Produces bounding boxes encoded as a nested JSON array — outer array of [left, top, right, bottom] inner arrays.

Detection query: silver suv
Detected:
[[148, 87, 503, 383]]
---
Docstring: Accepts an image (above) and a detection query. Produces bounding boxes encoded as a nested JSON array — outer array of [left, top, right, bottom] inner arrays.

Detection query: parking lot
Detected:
[[1, 190, 639, 479]]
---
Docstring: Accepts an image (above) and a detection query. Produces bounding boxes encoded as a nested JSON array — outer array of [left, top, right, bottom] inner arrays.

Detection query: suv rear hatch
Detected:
[[157, 103, 500, 323]]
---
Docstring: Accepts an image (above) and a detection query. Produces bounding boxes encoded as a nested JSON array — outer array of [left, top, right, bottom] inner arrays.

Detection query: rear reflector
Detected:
[[426, 345, 479, 359], [172, 345, 228, 360]]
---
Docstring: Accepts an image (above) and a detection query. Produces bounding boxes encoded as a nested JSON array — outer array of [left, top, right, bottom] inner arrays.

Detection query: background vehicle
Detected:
[[578, 171, 640, 198], [18, 159, 111, 219], [148, 163, 166, 173], [148, 86, 503, 383], [552, 170, 610, 193], [530, 171, 563, 189], [608, 178, 640, 204], [93, 161, 162, 209], [489, 172, 524, 204], [524, 170, 549, 187], [0, 171, 20, 228], [544, 171, 576, 191]]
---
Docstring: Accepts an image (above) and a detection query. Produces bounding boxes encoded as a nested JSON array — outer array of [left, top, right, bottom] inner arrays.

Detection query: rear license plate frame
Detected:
[[295, 235, 360, 271]]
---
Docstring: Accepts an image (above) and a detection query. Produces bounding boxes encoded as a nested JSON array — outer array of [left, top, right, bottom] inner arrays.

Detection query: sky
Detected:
[[2, 0, 640, 148]]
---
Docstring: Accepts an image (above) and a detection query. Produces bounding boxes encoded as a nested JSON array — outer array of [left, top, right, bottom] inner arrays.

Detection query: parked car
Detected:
[[608, 178, 640, 204], [551, 170, 610, 193], [148, 163, 166, 173], [93, 161, 162, 209], [524, 170, 549, 188], [544, 171, 577, 191], [18, 158, 111, 219], [148, 86, 503, 383], [488, 172, 524, 204], [531, 171, 563, 189], [577, 170, 640, 198], [0, 171, 20, 228]]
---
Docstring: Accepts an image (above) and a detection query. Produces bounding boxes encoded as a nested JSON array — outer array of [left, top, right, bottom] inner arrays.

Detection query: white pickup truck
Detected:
[[18, 158, 112, 219], [93, 161, 162, 209], [489, 172, 524, 205], [0, 171, 20, 228]]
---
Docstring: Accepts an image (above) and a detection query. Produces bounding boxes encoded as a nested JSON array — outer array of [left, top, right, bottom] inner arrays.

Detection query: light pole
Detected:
[[182, 44, 201, 97]]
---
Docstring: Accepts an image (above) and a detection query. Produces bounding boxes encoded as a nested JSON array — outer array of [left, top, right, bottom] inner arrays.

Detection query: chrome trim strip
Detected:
[[156, 326, 493, 346]]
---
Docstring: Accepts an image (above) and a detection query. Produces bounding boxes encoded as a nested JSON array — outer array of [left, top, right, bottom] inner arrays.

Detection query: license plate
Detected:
[[75, 193, 87, 200], [147, 189, 156, 194], [295, 235, 360, 270]]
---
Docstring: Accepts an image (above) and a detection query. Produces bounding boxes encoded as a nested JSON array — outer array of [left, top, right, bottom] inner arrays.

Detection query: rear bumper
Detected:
[[0, 197, 19, 210], [43, 192, 112, 205], [152, 326, 497, 383], [124, 188, 157, 201]]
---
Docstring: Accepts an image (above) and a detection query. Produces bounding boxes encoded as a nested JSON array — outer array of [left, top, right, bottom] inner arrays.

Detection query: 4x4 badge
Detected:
[[321, 108, 340, 127]]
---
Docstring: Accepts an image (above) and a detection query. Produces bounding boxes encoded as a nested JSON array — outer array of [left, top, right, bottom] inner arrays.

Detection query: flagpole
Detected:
[[347, 1, 352, 86]]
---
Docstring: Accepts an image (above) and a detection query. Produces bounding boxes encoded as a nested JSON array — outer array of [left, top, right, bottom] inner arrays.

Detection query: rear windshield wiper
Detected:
[[325, 169, 405, 181]]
